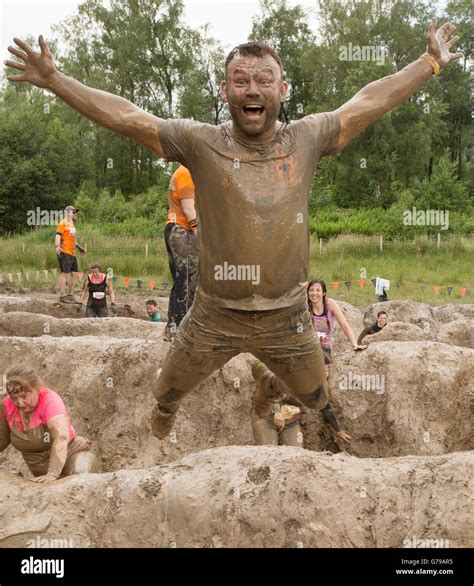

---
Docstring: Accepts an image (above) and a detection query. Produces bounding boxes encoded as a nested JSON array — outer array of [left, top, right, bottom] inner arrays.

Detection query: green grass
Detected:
[[0, 228, 472, 306]]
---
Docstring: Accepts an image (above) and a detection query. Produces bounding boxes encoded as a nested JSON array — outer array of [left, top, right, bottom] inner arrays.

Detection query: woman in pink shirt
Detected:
[[0, 366, 99, 482]]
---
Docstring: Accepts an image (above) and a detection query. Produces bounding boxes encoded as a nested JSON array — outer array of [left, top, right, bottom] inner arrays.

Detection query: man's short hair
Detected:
[[377, 310, 388, 317], [146, 299, 157, 306], [90, 262, 101, 270], [225, 42, 284, 80]]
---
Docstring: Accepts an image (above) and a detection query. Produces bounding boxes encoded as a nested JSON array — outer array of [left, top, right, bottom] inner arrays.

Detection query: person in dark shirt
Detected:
[[78, 262, 115, 317], [358, 311, 388, 345]]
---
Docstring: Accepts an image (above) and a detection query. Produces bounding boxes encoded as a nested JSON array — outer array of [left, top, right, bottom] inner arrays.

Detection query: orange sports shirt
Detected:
[[56, 219, 77, 256], [166, 165, 195, 230]]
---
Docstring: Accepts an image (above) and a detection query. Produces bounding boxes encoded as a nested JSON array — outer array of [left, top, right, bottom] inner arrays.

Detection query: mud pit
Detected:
[[0, 293, 472, 548]]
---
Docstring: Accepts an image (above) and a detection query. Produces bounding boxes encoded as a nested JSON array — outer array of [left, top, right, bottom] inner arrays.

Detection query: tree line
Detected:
[[0, 0, 471, 235]]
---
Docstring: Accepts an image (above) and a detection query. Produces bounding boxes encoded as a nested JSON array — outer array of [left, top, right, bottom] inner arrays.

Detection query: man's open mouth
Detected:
[[243, 105, 265, 119]]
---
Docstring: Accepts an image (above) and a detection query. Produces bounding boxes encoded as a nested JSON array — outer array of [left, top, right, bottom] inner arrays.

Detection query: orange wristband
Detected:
[[422, 52, 440, 76]]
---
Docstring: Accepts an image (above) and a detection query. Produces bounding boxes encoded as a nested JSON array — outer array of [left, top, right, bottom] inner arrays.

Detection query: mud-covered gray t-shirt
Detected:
[[158, 113, 340, 310]]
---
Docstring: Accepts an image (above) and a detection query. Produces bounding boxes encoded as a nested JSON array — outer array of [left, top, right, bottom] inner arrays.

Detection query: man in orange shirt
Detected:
[[54, 205, 86, 303], [164, 165, 198, 341]]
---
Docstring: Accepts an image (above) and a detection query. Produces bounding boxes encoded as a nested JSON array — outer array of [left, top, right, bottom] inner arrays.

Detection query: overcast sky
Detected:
[[1, 0, 321, 58], [1, 0, 447, 63]]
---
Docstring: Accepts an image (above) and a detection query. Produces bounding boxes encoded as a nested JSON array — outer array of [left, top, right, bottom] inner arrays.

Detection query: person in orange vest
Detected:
[[163, 165, 198, 341], [54, 205, 86, 303]]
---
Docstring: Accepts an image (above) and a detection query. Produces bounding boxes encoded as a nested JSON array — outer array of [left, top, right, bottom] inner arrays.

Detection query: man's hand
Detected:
[[334, 20, 463, 152], [427, 21, 462, 71], [335, 431, 352, 443], [77, 244, 86, 254], [5, 35, 56, 89], [5, 36, 166, 157]]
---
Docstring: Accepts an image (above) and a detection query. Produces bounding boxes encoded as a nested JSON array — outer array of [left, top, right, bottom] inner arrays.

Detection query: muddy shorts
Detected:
[[153, 288, 328, 412], [251, 411, 303, 447], [58, 252, 78, 274], [86, 306, 108, 318]]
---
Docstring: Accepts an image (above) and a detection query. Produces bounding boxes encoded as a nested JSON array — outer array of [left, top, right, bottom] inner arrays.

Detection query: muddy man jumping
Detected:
[[5, 23, 462, 439]]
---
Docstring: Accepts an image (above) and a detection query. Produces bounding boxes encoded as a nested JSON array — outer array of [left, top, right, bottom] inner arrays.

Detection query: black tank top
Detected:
[[87, 273, 107, 307]]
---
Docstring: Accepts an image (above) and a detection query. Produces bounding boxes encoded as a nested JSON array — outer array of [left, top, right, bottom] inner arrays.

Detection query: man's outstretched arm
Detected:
[[334, 21, 463, 152], [5, 36, 166, 157]]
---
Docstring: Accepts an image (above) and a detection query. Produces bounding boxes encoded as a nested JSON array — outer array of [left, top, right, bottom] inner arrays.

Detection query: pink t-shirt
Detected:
[[2, 386, 76, 440]]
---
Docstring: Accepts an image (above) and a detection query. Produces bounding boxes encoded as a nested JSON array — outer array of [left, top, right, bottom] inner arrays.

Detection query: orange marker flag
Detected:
[[123, 277, 129, 288], [332, 281, 339, 290], [434, 284, 441, 295], [460, 287, 467, 297], [357, 279, 365, 288], [149, 280, 155, 290]]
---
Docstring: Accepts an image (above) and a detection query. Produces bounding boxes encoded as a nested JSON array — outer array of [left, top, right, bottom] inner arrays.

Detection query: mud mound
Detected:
[[0, 312, 165, 339], [1, 295, 472, 550], [364, 300, 437, 335], [0, 447, 472, 548], [316, 341, 473, 458], [434, 304, 474, 323], [361, 321, 433, 343], [0, 336, 256, 474], [437, 320, 474, 348], [363, 301, 474, 349], [1, 335, 472, 476], [0, 294, 168, 321]]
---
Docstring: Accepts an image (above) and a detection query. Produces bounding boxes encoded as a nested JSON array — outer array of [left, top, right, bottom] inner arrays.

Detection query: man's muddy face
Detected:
[[221, 54, 288, 141]]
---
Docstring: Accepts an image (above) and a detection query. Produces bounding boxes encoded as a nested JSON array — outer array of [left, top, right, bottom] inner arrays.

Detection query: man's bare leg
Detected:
[[57, 272, 67, 298], [68, 271, 80, 298]]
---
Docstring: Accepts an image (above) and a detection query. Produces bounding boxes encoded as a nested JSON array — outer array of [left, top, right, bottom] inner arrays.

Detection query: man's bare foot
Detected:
[[151, 404, 177, 439]]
